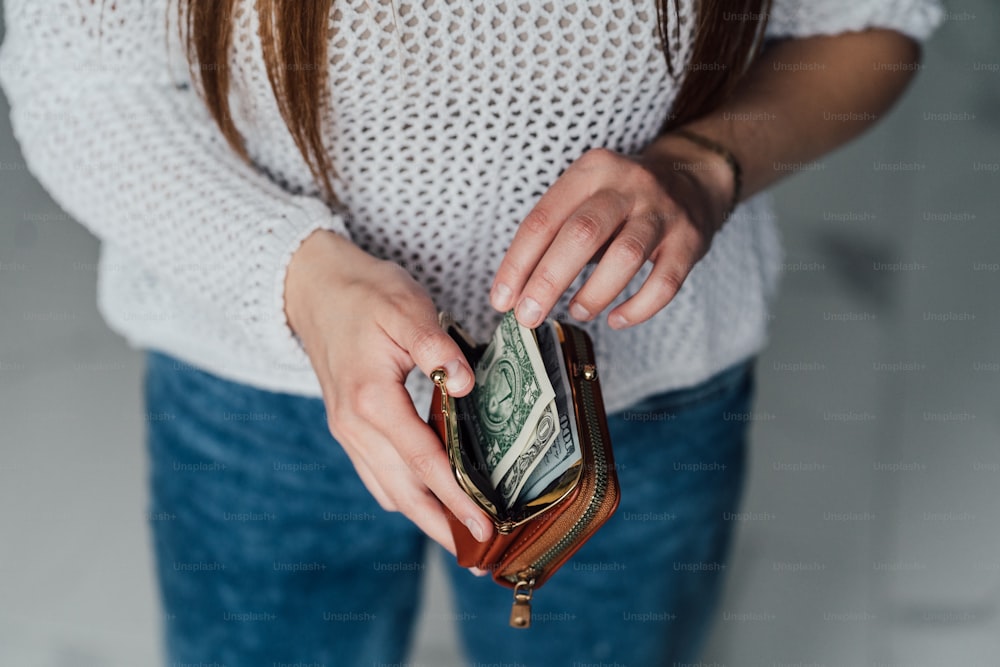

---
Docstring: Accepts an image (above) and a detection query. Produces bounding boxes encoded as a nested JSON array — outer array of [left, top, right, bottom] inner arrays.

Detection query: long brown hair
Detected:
[[177, 0, 771, 204]]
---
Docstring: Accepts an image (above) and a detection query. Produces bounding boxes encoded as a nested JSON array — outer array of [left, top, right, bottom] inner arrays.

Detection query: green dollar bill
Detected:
[[470, 311, 556, 490], [496, 398, 560, 507]]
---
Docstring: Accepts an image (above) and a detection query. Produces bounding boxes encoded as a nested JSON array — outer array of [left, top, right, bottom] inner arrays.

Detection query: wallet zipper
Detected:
[[506, 324, 611, 628]]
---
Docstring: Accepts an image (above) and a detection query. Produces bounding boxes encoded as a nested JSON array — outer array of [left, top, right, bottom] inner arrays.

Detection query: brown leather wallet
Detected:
[[428, 312, 620, 628]]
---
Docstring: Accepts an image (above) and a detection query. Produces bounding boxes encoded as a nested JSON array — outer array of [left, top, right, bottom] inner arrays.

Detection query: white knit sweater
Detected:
[[0, 0, 942, 415]]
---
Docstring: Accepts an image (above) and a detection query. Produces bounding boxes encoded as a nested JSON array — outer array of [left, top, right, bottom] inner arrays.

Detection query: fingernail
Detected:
[[443, 359, 472, 393], [492, 283, 513, 311], [609, 313, 629, 329], [470, 567, 488, 577], [465, 517, 485, 542], [569, 302, 591, 321], [517, 297, 542, 327]]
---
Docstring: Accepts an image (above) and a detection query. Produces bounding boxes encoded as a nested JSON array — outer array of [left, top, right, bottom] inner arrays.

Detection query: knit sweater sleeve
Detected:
[[0, 0, 350, 365], [765, 0, 945, 42]]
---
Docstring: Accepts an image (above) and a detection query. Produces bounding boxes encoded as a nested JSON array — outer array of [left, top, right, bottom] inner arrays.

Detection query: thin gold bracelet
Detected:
[[671, 128, 743, 219]]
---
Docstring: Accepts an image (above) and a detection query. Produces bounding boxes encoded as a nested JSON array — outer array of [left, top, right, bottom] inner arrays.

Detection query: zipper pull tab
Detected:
[[509, 578, 534, 628]]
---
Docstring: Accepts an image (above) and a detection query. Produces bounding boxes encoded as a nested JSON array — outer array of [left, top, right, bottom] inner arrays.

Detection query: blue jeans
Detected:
[[143, 349, 755, 666]]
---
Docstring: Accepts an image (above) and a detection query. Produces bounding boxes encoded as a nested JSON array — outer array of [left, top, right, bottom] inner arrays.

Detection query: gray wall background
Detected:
[[0, 2, 996, 665]]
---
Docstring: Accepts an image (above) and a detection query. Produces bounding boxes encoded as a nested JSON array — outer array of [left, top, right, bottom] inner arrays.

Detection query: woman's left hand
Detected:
[[490, 143, 734, 329]]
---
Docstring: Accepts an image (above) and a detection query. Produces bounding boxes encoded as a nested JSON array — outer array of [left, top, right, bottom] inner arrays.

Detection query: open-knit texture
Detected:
[[0, 0, 943, 414]]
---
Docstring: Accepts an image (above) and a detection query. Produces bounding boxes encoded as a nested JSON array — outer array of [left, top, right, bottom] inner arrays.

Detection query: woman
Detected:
[[0, 0, 942, 664]]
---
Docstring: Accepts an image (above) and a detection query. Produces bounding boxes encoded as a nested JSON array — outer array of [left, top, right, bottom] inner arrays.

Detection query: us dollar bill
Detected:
[[496, 399, 560, 507], [470, 311, 557, 499], [516, 320, 582, 504]]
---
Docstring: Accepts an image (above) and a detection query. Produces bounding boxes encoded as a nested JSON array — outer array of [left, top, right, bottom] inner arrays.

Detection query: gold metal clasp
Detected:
[[430, 367, 449, 397], [496, 519, 516, 535]]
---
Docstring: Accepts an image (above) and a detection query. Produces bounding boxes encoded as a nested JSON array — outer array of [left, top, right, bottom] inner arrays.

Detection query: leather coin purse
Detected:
[[428, 312, 620, 628]]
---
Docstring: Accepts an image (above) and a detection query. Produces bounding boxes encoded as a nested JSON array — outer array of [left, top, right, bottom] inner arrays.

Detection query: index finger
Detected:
[[490, 156, 600, 312]]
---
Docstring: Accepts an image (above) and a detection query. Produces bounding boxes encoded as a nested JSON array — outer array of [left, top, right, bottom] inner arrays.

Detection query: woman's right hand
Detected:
[[283, 229, 494, 555]]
